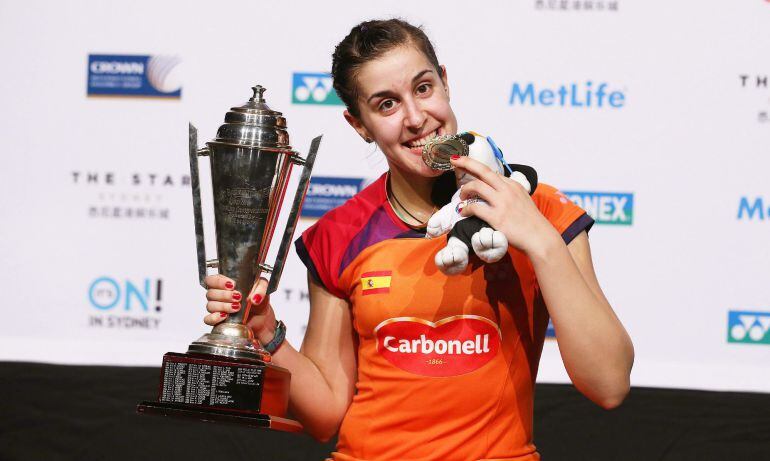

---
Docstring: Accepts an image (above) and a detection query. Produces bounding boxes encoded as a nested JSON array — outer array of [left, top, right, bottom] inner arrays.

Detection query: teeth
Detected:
[[407, 130, 438, 148]]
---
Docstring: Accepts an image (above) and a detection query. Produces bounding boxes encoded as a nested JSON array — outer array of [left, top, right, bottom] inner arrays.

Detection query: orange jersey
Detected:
[[295, 174, 592, 461]]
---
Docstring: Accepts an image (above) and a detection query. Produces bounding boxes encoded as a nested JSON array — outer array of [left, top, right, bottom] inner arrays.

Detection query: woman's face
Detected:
[[345, 44, 458, 178]]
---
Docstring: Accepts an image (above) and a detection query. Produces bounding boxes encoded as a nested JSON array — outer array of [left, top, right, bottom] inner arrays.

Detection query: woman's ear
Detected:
[[440, 65, 450, 100], [344, 110, 373, 143]]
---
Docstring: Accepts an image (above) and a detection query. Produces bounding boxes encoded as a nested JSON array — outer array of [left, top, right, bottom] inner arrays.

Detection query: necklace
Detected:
[[387, 177, 435, 229]]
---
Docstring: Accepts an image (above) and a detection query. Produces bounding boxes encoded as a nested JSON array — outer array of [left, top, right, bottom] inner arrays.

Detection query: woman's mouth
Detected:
[[403, 129, 440, 155]]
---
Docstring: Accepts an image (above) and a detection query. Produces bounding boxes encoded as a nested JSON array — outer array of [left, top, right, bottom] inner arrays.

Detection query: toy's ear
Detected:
[[505, 164, 538, 196]]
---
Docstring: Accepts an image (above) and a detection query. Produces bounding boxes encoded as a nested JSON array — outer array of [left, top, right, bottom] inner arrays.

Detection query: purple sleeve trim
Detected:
[[562, 213, 595, 244], [294, 237, 324, 288]]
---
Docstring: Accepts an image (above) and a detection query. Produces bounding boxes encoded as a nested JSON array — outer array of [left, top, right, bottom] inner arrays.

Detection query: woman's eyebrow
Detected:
[[366, 69, 434, 103]]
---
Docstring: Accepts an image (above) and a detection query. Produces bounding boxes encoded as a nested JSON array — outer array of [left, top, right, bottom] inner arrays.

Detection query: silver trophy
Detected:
[[138, 85, 318, 431], [187, 84, 321, 360]]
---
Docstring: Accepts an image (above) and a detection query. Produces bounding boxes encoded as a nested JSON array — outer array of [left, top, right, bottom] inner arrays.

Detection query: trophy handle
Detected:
[[262, 135, 322, 294], [189, 123, 212, 288]]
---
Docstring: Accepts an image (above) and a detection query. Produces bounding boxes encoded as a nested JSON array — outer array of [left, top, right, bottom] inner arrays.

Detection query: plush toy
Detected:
[[426, 132, 538, 275]]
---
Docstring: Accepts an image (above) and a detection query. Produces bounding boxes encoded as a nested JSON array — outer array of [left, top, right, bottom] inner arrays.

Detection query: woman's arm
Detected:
[[529, 230, 633, 409], [204, 273, 357, 441], [449, 156, 634, 409]]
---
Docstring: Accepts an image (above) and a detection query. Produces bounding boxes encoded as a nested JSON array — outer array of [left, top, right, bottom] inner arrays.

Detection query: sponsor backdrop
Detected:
[[1, 0, 768, 393]]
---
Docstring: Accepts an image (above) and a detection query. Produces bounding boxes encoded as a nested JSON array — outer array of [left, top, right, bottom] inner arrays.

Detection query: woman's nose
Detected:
[[402, 97, 427, 131]]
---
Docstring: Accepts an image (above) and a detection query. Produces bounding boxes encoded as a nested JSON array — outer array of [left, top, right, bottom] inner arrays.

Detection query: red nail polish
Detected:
[[231, 302, 241, 310], [253, 294, 263, 304], [219, 312, 228, 318], [232, 292, 241, 301], [451, 155, 460, 160], [225, 281, 234, 289]]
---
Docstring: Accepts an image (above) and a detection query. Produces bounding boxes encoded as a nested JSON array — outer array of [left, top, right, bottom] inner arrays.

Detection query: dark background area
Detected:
[[2, 362, 769, 460]]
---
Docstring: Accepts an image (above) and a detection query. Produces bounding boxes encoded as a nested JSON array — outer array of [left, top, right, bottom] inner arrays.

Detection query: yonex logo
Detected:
[[728, 310, 770, 345], [561, 191, 634, 225], [292, 72, 343, 105]]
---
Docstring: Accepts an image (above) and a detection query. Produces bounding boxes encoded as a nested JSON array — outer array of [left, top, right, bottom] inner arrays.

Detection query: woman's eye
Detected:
[[379, 99, 396, 112], [416, 83, 432, 95]]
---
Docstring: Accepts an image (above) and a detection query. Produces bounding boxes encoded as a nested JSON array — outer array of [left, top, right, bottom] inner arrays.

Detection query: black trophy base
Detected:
[[136, 401, 302, 432], [136, 352, 302, 433]]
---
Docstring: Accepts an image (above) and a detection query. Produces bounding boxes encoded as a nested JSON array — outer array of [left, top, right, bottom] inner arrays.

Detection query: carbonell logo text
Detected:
[[90, 61, 144, 74], [375, 315, 501, 377], [382, 334, 490, 355]]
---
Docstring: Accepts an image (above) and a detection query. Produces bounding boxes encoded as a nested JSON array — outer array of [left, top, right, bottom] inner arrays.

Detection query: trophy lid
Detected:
[[214, 84, 291, 149]]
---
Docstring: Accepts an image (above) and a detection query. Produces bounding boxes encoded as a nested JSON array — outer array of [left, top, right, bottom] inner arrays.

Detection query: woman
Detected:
[[203, 19, 634, 461]]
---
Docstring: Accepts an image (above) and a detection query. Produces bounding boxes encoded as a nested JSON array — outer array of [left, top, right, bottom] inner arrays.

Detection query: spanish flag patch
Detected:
[[361, 271, 392, 296]]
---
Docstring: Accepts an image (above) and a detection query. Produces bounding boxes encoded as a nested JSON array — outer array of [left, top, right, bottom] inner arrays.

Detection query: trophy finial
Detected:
[[251, 85, 266, 102]]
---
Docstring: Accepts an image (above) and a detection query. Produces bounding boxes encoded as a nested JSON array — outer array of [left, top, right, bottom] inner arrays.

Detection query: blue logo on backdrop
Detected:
[[737, 196, 769, 221], [87, 54, 182, 98], [302, 177, 366, 218], [727, 310, 770, 345], [562, 191, 634, 225], [292, 72, 343, 105], [87, 276, 163, 329], [509, 81, 625, 108], [546, 320, 556, 338], [562, 191, 634, 226]]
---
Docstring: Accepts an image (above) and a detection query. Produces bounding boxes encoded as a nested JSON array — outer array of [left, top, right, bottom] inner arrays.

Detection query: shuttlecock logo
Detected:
[[292, 72, 343, 105], [146, 55, 182, 94], [728, 310, 770, 345]]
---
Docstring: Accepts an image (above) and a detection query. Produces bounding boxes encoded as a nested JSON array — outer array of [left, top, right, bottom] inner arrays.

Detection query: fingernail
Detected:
[[231, 302, 241, 310], [219, 312, 228, 318], [225, 281, 234, 289], [232, 292, 242, 301], [451, 155, 460, 160], [253, 294, 263, 304]]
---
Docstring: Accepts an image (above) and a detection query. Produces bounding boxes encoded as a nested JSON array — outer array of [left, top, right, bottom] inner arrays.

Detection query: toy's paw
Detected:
[[435, 238, 469, 275], [471, 227, 508, 263], [426, 203, 456, 237], [426, 215, 447, 238]]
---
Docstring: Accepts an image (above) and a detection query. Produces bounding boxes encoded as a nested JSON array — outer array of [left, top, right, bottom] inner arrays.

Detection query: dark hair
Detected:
[[331, 18, 442, 117]]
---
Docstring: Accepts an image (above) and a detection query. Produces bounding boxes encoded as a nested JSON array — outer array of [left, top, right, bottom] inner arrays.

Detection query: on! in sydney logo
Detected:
[[292, 72, 343, 105], [728, 310, 770, 345], [87, 54, 182, 98], [562, 190, 634, 225], [88, 276, 163, 329]]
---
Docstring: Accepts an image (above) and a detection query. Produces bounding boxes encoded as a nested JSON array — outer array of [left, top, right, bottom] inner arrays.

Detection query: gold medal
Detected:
[[422, 134, 468, 171]]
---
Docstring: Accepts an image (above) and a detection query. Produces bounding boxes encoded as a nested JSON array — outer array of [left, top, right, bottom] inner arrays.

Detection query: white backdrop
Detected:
[[1, 0, 769, 393]]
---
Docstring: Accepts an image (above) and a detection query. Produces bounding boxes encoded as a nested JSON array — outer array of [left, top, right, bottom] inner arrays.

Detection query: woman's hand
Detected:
[[203, 274, 278, 345], [451, 155, 560, 256]]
